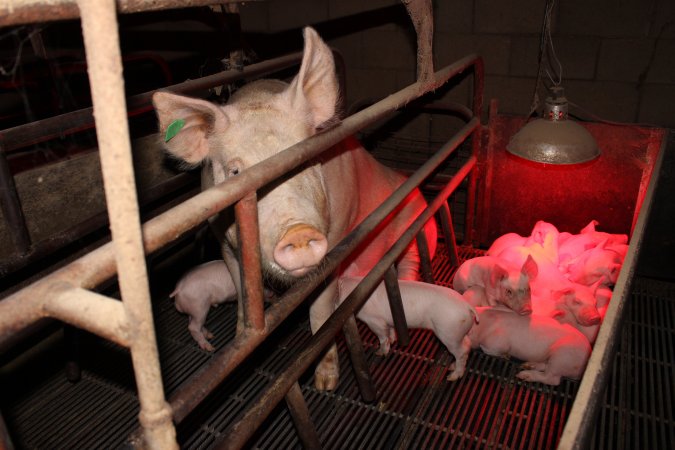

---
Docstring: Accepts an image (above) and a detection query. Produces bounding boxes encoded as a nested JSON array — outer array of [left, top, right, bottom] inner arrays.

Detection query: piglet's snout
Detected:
[[274, 224, 328, 276]]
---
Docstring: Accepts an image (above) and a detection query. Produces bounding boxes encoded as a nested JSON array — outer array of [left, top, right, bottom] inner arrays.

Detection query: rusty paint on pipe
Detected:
[[169, 117, 480, 425], [77, 0, 176, 448], [234, 192, 266, 332], [216, 155, 478, 450]]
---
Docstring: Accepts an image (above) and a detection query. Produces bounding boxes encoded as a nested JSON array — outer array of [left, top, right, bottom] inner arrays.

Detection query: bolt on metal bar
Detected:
[[216, 154, 478, 450], [167, 114, 480, 425], [77, 0, 176, 448]]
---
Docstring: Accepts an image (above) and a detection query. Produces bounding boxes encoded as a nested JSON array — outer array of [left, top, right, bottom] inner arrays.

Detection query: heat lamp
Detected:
[[507, 86, 600, 165]]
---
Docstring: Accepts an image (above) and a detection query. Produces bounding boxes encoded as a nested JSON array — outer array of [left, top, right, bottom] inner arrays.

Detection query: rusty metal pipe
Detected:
[[438, 201, 460, 266], [0, 0, 254, 27], [234, 192, 265, 332], [169, 116, 479, 424], [342, 313, 376, 402], [77, 0, 176, 448], [216, 155, 478, 450]]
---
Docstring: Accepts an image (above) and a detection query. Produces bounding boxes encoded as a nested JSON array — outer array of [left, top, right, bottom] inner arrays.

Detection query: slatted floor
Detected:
[[2, 246, 674, 449]]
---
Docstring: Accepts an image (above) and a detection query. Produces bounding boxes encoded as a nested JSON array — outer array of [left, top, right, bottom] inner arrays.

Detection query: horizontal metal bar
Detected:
[[0, 52, 303, 153], [169, 115, 480, 424], [0, 0, 254, 27], [217, 154, 478, 449]]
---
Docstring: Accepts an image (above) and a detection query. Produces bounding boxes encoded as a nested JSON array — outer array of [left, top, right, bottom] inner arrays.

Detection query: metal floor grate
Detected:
[[2, 245, 674, 449]]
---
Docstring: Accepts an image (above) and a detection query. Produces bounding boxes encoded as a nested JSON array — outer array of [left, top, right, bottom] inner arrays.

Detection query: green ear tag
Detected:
[[165, 119, 186, 142]]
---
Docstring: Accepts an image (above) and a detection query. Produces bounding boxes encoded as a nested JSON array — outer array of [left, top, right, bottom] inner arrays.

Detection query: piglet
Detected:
[[452, 255, 538, 315], [468, 307, 592, 385], [338, 276, 477, 381], [170, 260, 275, 351]]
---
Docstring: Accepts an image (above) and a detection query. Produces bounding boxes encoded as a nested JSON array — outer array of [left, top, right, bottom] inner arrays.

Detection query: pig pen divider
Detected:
[[0, 38, 484, 449]]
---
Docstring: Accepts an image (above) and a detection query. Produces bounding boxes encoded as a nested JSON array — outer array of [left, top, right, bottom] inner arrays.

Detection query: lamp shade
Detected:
[[507, 87, 600, 165]]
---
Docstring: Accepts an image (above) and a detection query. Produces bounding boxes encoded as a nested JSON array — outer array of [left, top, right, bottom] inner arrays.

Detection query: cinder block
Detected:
[[328, 0, 398, 19], [638, 84, 675, 128], [268, 0, 328, 32], [328, 32, 365, 71], [434, 0, 474, 34], [558, 0, 651, 37], [475, 0, 545, 34], [548, 36, 600, 80], [361, 27, 417, 70], [483, 75, 537, 118], [650, 1, 675, 38], [597, 38, 653, 82], [562, 80, 639, 124], [510, 36, 541, 77], [436, 33, 511, 75], [239, 2, 270, 33], [646, 38, 675, 84]]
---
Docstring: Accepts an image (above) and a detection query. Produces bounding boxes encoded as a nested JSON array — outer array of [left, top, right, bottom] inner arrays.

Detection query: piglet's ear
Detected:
[[286, 27, 339, 129], [152, 91, 228, 165], [521, 254, 538, 280], [490, 264, 508, 287]]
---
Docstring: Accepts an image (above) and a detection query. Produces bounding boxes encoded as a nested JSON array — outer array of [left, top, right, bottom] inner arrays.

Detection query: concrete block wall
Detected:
[[238, 0, 675, 129]]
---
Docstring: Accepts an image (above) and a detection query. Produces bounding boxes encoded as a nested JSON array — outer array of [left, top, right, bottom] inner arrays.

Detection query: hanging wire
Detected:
[[528, 0, 560, 117]]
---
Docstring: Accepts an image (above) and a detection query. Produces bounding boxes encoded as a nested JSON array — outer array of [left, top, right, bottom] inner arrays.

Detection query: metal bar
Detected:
[[342, 314, 376, 402], [216, 155, 478, 450], [0, 55, 482, 345], [383, 264, 410, 347], [0, 52, 303, 154], [284, 382, 322, 449], [0, 145, 31, 253], [76, 1, 176, 449], [438, 201, 460, 266], [234, 192, 265, 332], [44, 284, 129, 347], [464, 57, 484, 245], [557, 130, 668, 449], [416, 230, 434, 283], [0, 409, 14, 450], [0, 0, 255, 27], [167, 116, 480, 425]]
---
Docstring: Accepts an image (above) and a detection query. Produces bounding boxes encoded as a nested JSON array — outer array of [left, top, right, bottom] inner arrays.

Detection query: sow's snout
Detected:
[[273, 224, 328, 277]]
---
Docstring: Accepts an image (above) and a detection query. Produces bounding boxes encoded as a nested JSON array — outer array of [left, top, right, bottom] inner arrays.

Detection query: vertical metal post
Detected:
[[465, 58, 484, 245], [438, 202, 460, 266], [0, 145, 31, 254], [77, 1, 176, 448], [383, 265, 410, 347], [234, 192, 266, 332], [342, 314, 376, 402], [284, 382, 321, 449], [416, 230, 434, 282]]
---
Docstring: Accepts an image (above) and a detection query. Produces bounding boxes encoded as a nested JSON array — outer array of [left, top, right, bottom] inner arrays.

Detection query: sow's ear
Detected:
[[152, 91, 228, 165], [286, 27, 338, 129]]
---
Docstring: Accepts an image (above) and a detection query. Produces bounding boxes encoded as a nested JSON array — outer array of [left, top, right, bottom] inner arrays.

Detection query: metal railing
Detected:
[[0, 0, 484, 448]]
